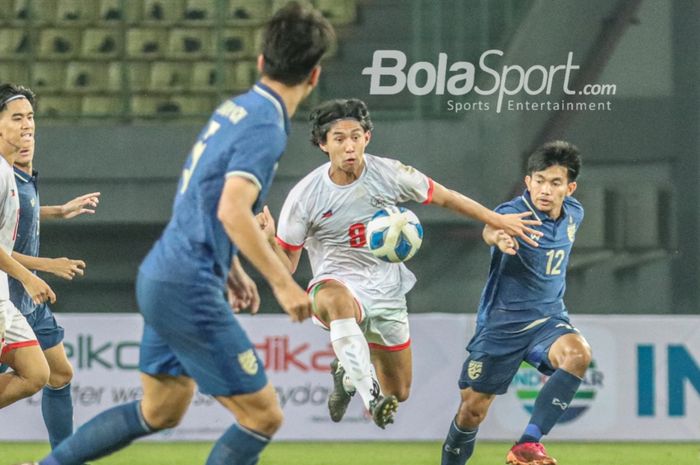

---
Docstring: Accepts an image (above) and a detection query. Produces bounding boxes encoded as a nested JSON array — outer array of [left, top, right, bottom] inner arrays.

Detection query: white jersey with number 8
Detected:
[[276, 154, 433, 308]]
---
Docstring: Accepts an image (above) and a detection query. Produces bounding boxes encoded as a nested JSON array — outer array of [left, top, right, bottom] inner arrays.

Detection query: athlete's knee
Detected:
[[561, 341, 592, 376], [456, 400, 488, 428], [141, 402, 187, 430], [47, 361, 74, 388], [315, 286, 356, 320], [241, 403, 284, 436], [23, 364, 50, 396]]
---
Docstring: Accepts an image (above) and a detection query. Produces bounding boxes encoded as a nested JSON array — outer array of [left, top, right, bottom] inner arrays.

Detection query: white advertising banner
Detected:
[[1, 313, 698, 441]]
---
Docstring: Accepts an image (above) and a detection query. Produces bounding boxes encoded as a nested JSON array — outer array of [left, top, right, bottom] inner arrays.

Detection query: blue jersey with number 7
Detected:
[[476, 189, 584, 326], [140, 82, 290, 288]]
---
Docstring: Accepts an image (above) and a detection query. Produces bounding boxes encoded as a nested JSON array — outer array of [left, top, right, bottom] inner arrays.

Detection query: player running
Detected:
[[257, 98, 542, 429], [0, 84, 56, 411], [440, 141, 592, 465], [25, 3, 334, 465]]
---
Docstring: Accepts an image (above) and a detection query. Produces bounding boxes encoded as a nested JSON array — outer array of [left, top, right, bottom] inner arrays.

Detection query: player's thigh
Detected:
[[371, 346, 412, 401], [43, 342, 73, 387], [140, 372, 196, 430], [310, 279, 362, 325], [1, 344, 49, 385], [216, 382, 283, 436], [455, 387, 496, 429]]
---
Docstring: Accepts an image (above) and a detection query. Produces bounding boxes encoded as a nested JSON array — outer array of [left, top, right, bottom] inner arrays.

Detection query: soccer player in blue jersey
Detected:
[[24, 3, 335, 465], [7, 124, 100, 449], [441, 141, 592, 465]]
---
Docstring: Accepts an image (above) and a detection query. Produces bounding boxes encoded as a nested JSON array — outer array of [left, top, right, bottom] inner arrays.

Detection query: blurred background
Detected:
[[1, 0, 697, 320]]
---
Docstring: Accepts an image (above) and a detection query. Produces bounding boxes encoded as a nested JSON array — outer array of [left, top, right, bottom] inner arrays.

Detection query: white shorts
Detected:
[[308, 278, 411, 351], [0, 300, 38, 356]]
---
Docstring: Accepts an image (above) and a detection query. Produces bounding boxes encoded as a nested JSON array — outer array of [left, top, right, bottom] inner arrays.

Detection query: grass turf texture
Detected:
[[2, 441, 698, 465]]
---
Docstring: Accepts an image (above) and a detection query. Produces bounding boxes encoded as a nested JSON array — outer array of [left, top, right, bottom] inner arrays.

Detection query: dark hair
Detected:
[[527, 140, 581, 182], [309, 98, 374, 147], [261, 1, 335, 86], [0, 83, 35, 113]]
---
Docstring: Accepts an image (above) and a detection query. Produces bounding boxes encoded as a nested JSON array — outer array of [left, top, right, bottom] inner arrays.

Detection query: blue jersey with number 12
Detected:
[[476, 190, 584, 326], [140, 83, 290, 289]]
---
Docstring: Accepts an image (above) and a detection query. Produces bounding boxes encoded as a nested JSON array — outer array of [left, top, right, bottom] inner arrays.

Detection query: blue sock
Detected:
[[518, 369, 582, 443], [441, 419, 478, 465], [40, 401, 154, 465], [42, 384, 74, 449], [205, 423, 270, 465]]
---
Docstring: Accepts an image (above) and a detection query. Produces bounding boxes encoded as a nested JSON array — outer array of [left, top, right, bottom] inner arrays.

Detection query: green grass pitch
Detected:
[[2, 441, 698, 465]]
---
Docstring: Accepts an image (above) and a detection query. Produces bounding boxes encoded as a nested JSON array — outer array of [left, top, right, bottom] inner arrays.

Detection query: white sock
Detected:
[[330, 318, 377, 410]]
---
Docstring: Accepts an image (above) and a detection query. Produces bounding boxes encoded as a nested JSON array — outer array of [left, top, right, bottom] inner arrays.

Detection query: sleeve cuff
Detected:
[[275, 236, 303, 251], [226, 171, 262, 190]]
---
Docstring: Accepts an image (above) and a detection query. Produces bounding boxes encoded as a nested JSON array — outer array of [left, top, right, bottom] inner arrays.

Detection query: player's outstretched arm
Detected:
[[0, 249, 55, 304], [12, 251, 85, 280], [40, 191, 101, 220], [429, 181, 542, 247], [483, 225, 519, 256], [218, 177, 311, 322], [227, 256, 260, 314], [256, 205, 301, 273]]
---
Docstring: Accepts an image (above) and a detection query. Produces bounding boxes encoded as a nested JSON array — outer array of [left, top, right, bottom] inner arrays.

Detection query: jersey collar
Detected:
[[13, 166, 37, 183], [253, 82, 290, 135]]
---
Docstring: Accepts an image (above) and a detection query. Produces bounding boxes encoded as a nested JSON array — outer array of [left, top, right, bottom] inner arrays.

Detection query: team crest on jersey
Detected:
[[237, 349, 259, 376], [468, 360, 483, 380], [30, 198, 35, 207], [370, 196, 390, 208], [567, 217, 577, 242]]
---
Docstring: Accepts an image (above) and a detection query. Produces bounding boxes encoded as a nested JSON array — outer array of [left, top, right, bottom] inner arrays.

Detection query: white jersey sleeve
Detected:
[[380, 157, 434, 205], [276, 183, 310, 251]]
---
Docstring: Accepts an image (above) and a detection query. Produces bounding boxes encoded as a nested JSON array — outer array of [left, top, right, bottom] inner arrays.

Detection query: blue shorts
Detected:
[[25, 302, 65, 351], [458, 311, 579, 395], [136, 271, 267, 397]]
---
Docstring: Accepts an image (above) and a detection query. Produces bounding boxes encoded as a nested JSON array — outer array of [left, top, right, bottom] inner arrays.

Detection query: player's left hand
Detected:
[[227, 269, 261, 314], [61, 192, 101, 219], [494, 230, 519, 255]]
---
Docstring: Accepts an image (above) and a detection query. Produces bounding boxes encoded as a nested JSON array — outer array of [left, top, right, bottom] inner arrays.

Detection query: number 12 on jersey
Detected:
[[545, 249, 565, 275]]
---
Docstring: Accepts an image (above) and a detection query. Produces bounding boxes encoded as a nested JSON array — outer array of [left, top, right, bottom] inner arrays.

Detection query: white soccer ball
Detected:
[[366, 206, 423, 263]]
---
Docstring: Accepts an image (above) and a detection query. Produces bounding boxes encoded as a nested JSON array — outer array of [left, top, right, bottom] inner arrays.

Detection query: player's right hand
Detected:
[[48, 257, 86, 280], [255, 205, 277, 240], [272, 279, 312, 323], [23, 274, 57, 305]]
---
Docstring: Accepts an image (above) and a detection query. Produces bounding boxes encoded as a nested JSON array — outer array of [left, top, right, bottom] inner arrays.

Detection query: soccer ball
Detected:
[[366, 206, 423, 263]]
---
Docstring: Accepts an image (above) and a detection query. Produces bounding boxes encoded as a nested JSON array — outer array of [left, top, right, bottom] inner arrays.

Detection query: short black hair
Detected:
[[261, 1, 335, 86], [0, 83, 36, 113], [309, 98, 374, 147], [527, 140, 582, 182]]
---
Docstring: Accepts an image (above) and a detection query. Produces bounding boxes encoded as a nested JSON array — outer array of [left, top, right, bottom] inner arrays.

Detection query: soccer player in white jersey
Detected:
[[258, 98, 542, 428], [0, 83, 57, 410]]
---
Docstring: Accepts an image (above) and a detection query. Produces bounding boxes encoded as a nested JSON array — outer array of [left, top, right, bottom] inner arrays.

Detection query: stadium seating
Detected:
[[1, 0, 358, 119]]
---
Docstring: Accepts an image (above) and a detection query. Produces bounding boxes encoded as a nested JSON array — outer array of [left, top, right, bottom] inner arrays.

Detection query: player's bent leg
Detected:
[[42, 343, 75, 448], [312, 281, 386, 425], [0, 344, 49, 408], [39, 373, 193, 465], [207, 382, 282, 465], [370, 345, 412, 402], [442, 388, 495, 465]]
